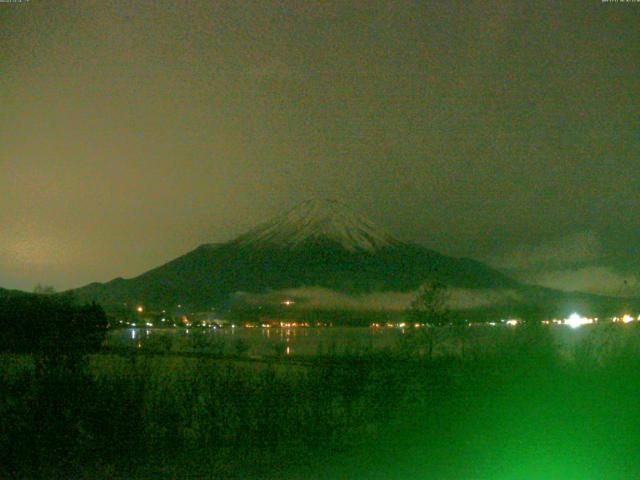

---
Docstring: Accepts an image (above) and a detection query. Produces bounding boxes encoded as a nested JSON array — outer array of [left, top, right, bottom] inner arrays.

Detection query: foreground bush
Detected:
[[0, 294, 107, 362]]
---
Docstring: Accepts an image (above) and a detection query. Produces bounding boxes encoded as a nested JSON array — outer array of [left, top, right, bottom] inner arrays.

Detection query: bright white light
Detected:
[[622, 314, 634, 324], [565, 313, 591, 329], [505, 319, 519, 326]]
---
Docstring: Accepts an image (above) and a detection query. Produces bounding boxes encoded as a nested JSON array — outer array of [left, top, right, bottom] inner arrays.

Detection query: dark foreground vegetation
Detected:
[[0, 293, 107, 362], [3, 319, 640, 478]]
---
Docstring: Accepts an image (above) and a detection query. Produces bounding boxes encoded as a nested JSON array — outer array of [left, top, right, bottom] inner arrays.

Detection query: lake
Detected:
[[106, 323, 605, 358]]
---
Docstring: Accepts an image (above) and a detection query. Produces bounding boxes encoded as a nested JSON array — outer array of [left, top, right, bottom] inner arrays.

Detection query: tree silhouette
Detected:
[[404, 282, 452, 359], [407, 282, 450, 327], [33, 284, 56, 295]]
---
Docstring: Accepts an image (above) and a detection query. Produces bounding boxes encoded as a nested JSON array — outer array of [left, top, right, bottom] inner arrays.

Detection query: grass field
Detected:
[[3, 323, 640, 479]]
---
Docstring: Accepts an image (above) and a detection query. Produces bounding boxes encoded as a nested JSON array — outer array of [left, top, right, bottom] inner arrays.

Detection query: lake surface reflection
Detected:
[[107, 326, 405, 357], [107, 323, 597, 358]]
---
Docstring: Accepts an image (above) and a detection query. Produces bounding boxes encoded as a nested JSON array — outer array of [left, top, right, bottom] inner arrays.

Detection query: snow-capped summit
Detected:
[[233, 199, 401, 252]]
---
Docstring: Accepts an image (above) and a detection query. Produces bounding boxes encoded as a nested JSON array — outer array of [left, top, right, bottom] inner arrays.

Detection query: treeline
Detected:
[[0, 293, 108, 360]]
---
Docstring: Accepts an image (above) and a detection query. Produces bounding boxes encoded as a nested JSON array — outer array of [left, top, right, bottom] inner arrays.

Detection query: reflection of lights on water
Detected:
[[286, 346, 291, 355], [131, 329, 136, 340]]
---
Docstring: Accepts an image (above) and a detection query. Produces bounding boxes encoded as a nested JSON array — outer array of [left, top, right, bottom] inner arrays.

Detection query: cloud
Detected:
[[492, 231, 601, 271], [523, 266, 639, 297], [234, 286, 522, 311], [488, 231, 639, 297], [0, 234, 69, 268], [447, 288, 523, 310]]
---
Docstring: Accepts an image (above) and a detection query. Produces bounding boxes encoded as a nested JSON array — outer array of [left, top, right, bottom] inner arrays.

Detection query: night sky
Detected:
[[1, 1, 638, 295]]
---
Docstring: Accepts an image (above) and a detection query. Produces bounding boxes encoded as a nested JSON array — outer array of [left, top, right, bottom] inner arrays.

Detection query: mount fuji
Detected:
[[71, 199, 635, 318], [73, 199, 517, 309]]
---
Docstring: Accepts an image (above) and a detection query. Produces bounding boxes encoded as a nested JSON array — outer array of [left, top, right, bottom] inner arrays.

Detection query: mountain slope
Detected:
[[0, 287, 29, 298], [72, 199, 638, 318], [74, 199, 520, 310]]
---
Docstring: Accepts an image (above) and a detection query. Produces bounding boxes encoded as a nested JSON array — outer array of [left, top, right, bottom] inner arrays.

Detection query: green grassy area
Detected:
[[3, 324, 640, 479]]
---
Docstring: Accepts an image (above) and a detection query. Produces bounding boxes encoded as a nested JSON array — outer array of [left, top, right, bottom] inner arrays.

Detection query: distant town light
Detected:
[[136, 306, 144, 313], [622, 314, 634, 324], [565, 313, 592, 329]]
